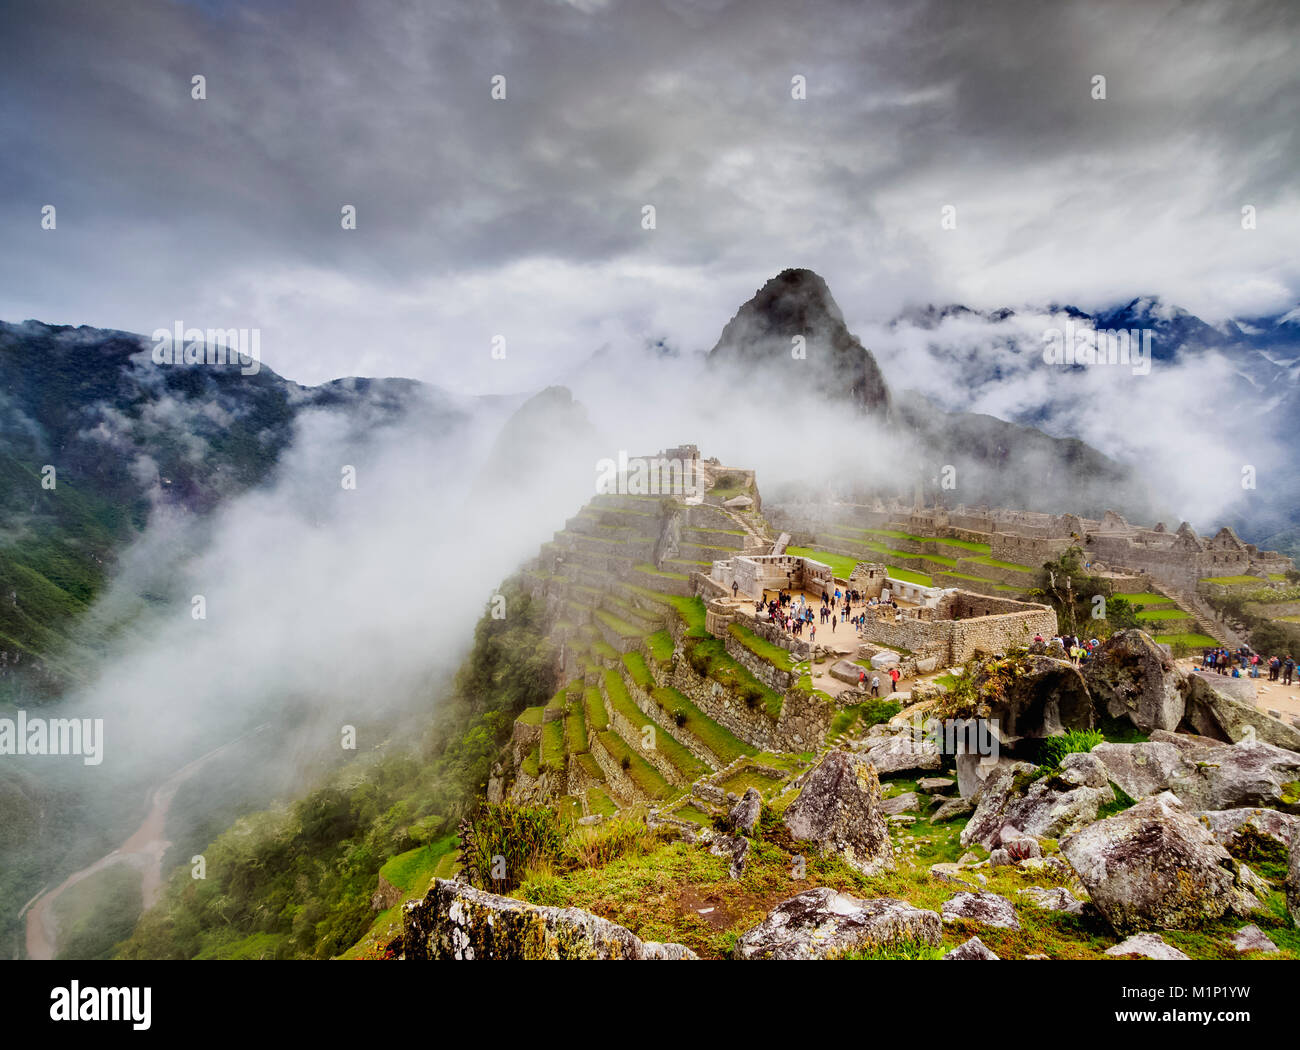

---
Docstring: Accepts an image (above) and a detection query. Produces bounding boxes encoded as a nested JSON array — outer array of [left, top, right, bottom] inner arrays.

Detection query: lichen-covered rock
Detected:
[[729, 787, 762, 835], [1096, 731, 1300, 812], [917, 777, 955, 795], [402, 879, 699, 960], [733, 888, 940, 959], [783, 749, 895, 876], [1017, 886, 1086, 915], [371, 873, 404, 912], [941, 892, 1021, 930], [1060, 792, 1260, 933], [1082, 629, 1184, 731], [960, 752, 1114, 850], [1104, 933, 1190, 960], [1197, 808, 1299, 855], [976, 654, 1094, 741], [943, 936, 999, 960]]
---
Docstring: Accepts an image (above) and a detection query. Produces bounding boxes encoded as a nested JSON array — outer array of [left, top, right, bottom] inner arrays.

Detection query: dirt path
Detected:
[[23, 724, 268, 960]]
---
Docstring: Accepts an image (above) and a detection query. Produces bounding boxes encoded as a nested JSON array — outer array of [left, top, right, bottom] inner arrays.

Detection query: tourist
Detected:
[[889, 667, 900, 693], [732, 580, 739, 598], [870, 674, 880, 697], [1270, 655, 1281, 681], [1285, 656, 1296, 687]]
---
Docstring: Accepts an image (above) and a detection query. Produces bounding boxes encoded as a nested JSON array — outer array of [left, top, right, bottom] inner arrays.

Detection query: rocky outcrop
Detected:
[[1104, 933, 1190, 960], [402, 879, 698, 960], [944, 936, 999, 960], [932, 796, 976, 823], [1180, 673, 1300, 752], [1094, 731, 1300, 812], [371, 873, 404, 912], [1060, 792, 1260, 933], [1228, 924, 1278, 953], [976, 655, 1094, 742], [1197, 808, 1299, 855], [881, 791, 922, 815], [960, 753, 1114, 850], [1082, 629, 1183, 731], [941, 892, 1021, 930], [710, 834, 751, 880], [733, 888, 940, 959], [783, 749, 895, 876]]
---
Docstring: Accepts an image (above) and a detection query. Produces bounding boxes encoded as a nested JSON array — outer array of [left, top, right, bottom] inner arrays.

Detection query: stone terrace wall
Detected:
[[949, 608, 1058, 663]]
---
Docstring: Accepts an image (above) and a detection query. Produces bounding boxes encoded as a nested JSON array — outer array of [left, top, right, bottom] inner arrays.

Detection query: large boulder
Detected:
[[960, 753, 1114, 850], [1082, 629, 1184, 731], [729, 787, 762, 835], [955, 753, 1019, 799], [1094, 731, 1300, 812], [1018, 886, 1086, 916], [783, 749, 895, 876], [944, 936, 999, 960], [402, 879, 698, 960], [1059, 792, 1260, 933], [733, 888, 940, 959], [853, 733, 942, 776], [1197, 808, 1300, 856], [941, 892, 1021, 930], [974, 654, 1094, 742], [1180, 673, 1300, 752]]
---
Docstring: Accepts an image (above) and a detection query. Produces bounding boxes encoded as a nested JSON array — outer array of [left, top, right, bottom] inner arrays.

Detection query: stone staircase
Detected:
[[1163, 585, 1247, 648]]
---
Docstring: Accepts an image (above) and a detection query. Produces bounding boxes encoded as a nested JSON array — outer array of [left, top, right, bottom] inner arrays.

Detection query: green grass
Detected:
[[597, 732, 677, 801], [633, 562, 690, 581], [727, 622, 796, 672], [515, 706, 545, 726], [883, 565, 934, 587], [583, 687, 608, 732], [604, 671, 709, 782], [586, 787, 617, 817], [827, 699, 902, 741], [661, 594, 708, 637], [966, 555, 1035, 573], [591, 639, 620, 661], [575, 752, 605, 782], [378, 833, 458, 894], [1200, 575, 1265, 586], [651, 686, 757, 765], [541, 720, 567, 772], [1115, 592, 1169, 605], [521, 745, 540, 778], [1155, 632, 1219, 649], [646, 630, 675, 664], [546, 686, 568, 712], [786, 547, 859, 579], [565, 702, 588, 754], [1135, 608, 1193, 621], [687, 637, 785, 718], [622, 650, 653, 688], [671, 803, 715, 825]]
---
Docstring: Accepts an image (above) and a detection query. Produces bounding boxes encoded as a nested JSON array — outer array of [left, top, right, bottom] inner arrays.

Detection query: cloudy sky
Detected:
[[2, 0, 1297, 393]]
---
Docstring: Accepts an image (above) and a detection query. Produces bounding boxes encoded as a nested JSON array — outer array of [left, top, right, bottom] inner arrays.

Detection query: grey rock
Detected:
[[402, 879, 699, 960], [944, 936, 999, 960], [960, 753, 1114, 850], [1060, 792, 1261, 933], [1228, 924, 1278, 953], [783, 749, 895, 876], [955, 753, 1020, 798], [1197, 808, 1299, 854], [1104, 933, 1190, 960], [709, 834, 751, 879], [881, 791, 922, 815], [1018, 886, 1086, 915], [1289, 836, 1300, 928], [917, 777, 956, 795], [931, 796, 976, 823], [857, 733, 943, 776], [941, 891, 1021, 930], [733, 887, 940, 960], [1180, 673, 1300, 752], [729, 787, 762, 835], [929, 863, 985, 890]]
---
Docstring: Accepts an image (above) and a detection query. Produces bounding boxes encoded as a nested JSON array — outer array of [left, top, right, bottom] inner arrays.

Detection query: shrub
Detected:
[[1038, 728, 1104, 769], [456, 800, 567, 893]]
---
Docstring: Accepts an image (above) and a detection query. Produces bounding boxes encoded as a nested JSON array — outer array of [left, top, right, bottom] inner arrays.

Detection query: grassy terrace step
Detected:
[[565, 702, 589, 754], [546, 686, 568, 713], [646, 630, 675, 665], [845, 526, 991, 555], [622, 650, 653, 688], [597, 731, 678, 801], [633, 562, 690, 582], [604, 670, 710, 781], [591, 639, 620, 661], [521, 745, 540, 778], [688, 636, 785, 718], [575, 751, 605, 782], [1136, 609, 1193, 621], [727, 621, 796, 672], [1115, 592, 1172, 606], [651, 686, 757, 765], [583, 686, 608, 732], [965, 555, 1035, 574], [585, 786, 617, 816], [515, 706, 545, 727], [603, 593, 661, 628], [1200, 575, 1265, 586], [540, 720, 567, 772], [594, 608, 646, 640]]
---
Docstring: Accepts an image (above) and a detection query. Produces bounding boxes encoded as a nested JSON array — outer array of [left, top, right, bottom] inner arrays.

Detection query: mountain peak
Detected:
[[708, 269, 891, 415]]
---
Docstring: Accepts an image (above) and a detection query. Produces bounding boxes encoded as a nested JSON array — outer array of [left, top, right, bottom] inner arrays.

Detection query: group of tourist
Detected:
[[1202, 646, 1296, 685], [1032, 633, 1099, 665]]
